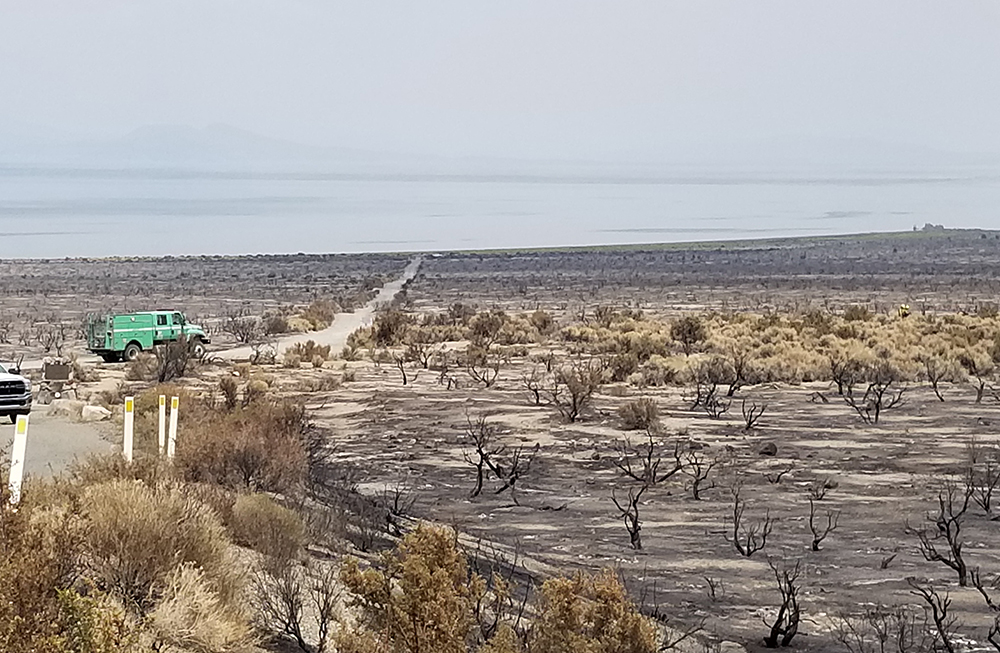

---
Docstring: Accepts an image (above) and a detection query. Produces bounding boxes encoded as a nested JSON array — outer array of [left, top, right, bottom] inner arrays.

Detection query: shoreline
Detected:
[[0, 227, 995, 263]]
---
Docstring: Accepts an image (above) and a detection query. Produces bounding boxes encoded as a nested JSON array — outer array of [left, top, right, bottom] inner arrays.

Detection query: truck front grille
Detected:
[[0, 381, 25, 396]]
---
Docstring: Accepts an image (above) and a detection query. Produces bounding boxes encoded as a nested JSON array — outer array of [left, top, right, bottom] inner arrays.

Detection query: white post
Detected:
[[158, 395, 166, 455], [123, 396, 134, 463], [8, 414, 29, 505], [167, 396, 179, 460]]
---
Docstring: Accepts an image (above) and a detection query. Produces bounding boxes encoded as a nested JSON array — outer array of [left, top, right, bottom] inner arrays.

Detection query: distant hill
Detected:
[[0, 123, 422, 170]]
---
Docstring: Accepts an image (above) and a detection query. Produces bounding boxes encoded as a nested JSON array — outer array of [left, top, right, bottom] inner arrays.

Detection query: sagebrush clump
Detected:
[[618, 397, 660, 431], [338, 525, 658, 653]]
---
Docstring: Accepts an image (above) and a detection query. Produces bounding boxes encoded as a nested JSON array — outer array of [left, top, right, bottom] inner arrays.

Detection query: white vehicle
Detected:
[[0, 361, 31, 423]]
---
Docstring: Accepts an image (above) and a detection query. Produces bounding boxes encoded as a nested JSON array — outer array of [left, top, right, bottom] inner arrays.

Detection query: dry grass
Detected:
[[82, 479, 243, 614], [151, 564, 257, 653], [287, 339, 333, 362], [174, 399, 309, 495]]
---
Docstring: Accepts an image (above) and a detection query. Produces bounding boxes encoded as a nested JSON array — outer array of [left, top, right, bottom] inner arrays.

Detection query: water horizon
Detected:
[[1, 163, 997, 259]]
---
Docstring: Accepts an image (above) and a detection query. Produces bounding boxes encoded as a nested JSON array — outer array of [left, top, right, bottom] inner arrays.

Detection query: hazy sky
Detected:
[[2, 2, 999, 160]]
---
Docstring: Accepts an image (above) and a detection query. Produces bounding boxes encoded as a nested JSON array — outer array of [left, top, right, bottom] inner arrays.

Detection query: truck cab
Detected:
[[0, 361, 31, 423], [86, 311, 210, 362]]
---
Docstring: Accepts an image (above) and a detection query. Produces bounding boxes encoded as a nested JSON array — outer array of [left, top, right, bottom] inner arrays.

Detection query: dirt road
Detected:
[[18, 256, 423, 371], [4, 258, 421, 476], [1, 411, 113, 478], [221, 255, 422, 361]]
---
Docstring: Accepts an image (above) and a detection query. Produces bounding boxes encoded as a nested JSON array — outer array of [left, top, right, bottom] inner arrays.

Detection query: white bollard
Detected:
[[167, 396, 179, 460], [123, 396, 135, 463], [158, 395, 166, 455], [8, 414, 29, 505]]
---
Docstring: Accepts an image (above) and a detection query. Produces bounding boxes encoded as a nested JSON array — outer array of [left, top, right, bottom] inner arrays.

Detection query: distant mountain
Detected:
[[0, 123, 428, 170], [108, 124, 401, 165]]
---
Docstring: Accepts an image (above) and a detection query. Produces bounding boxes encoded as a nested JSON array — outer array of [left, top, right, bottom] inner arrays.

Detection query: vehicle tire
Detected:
[[123, 342, 142, 362], [189, 338, 206, 360]]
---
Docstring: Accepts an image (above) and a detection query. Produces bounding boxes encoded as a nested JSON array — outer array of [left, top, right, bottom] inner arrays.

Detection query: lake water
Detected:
[[1, 166, 999, 258]]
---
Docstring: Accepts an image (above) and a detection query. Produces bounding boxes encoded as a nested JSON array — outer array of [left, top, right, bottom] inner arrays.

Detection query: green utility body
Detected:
[[86, 311, 209, 362]]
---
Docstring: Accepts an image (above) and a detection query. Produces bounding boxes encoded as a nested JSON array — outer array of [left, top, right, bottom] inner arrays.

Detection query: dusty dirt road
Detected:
[[4, 257, 421, 477], [1, 410, 113, 478], [221, 255, 423, 361], [19, 255, 422, 371]]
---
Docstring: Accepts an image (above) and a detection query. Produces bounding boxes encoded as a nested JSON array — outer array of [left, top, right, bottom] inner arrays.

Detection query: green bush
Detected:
[[671, 316, 707, 354], [300, 300, 338, 330], [229, 493, 305, 561], [618, 398, 660, 431]]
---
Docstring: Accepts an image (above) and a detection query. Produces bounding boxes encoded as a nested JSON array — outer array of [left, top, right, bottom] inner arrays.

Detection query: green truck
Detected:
[[86, 311, 210, 362]]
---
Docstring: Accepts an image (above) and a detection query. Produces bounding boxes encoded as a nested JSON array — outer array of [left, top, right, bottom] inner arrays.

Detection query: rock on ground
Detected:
[[47, 399, 86, 420], [81, 405, 112, 422]]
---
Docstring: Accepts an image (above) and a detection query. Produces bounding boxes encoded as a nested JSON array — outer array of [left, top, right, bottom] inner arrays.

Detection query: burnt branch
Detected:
[[613, 433, 684, 486], [466, 345, 502, 388], [682, 450, 718, 500], [807, 477, 838, 501], [462, 414, 505, 498], [741, 398, 768, 432], [727, 483, 774, 558], [966, 439, 1000, 516], [763, 558, 802, 648], [906, 482, 973, 587], [612, 485, 647, 550], [764, 465, 794, 485], [520, 366, 545, 406], [833, 604, 935, 653], [907, 579, 959, 653], [843, 360, 907, 424], [493, 443, 540, 506], [808, 497, 840, 551], [379, 482, 415, 537]]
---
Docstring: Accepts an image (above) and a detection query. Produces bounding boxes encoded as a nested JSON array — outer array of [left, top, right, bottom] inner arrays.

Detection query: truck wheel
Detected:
[[123, 342, 142, 362], [189, 338, 206, 360]]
